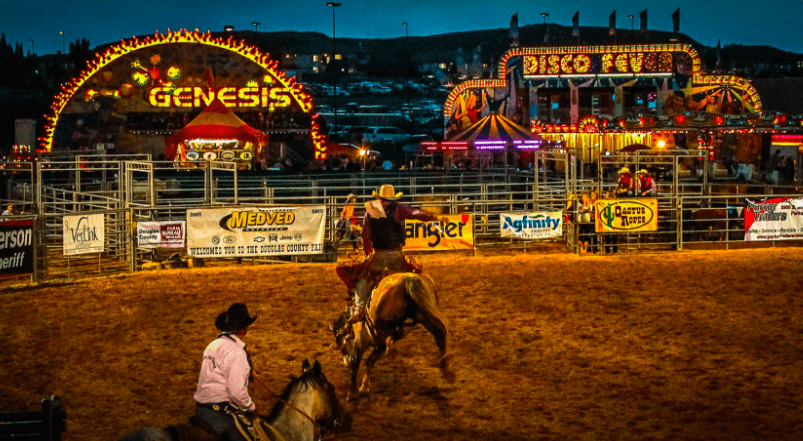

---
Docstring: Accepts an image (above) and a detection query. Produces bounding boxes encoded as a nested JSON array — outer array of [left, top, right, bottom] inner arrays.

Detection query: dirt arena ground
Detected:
[[2, 248, 803, 441]]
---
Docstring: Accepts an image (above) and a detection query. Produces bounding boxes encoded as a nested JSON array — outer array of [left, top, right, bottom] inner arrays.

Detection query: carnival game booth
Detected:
[[446, 113, 542, 169], [166, 98, 266, 169]]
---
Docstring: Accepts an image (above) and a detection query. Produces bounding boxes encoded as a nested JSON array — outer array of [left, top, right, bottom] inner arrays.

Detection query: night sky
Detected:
[[2, 0, 802, 55]]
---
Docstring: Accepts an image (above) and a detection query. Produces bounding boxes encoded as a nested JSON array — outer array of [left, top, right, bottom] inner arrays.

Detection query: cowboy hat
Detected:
[[215, 303, 257, 333], [372, 184, 402, 200], [636, 169, 650, 175], [617, 167, 631, 174], [345, 193, 357, 202]]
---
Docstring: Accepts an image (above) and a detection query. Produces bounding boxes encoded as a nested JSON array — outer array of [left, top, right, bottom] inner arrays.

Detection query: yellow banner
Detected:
[[404, 214, 474, 251], [595, 199, 659, 232]]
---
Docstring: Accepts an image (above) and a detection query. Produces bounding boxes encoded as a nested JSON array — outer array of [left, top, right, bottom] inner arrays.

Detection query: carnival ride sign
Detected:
[[148, 86, 293, 109], [404, 214, 474, 251], [186, 207, 325, 257], [744, 197, 803, 241], [595, 199, 659, 233], [523, 51, 673, 77], [500, 212, 563, 240]]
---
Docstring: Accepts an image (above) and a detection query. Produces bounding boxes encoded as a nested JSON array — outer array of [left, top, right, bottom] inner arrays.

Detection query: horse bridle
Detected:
[[251, 373, 342, 439]]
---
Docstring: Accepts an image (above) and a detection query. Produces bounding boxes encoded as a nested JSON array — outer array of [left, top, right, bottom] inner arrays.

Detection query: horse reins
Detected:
[[251, 373, 320, 427]]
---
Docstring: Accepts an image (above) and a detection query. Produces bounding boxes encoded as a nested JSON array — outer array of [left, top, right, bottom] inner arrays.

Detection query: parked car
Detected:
[[362, 127, 411, 145], [368, 84, 392, 94]]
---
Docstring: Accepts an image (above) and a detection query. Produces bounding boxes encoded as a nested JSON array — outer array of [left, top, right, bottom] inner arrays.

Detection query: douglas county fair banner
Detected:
[[745, 197, 803, 241], [500, 212, 563, 239], [137, 221, 185, 248], [404, 214, 474, 251], [63, 214, 105, 256], [187, 207, 325, 257], [0, 218, 34, 276], [595, 199, 659, 233]]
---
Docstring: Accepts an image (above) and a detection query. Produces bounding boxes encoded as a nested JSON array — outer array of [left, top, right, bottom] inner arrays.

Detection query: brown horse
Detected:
[[116, 359, 351, 441], [332, 272, 452, 401]]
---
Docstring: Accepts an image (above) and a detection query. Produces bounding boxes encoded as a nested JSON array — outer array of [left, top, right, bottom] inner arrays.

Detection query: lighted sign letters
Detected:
[[523, 51, 672, 77], [148, 86, 293, 109]]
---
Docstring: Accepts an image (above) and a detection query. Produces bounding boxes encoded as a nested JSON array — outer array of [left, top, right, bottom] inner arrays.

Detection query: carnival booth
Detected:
[[446, 113, 541, 169], [166, 98, 266, 169]]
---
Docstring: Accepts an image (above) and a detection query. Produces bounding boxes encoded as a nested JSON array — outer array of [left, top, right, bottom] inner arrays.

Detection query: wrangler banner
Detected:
[[137, 221, 186, 249], [63, 214, 105, 256], [499, 211, 563, 239], [595, 199, 658, 232], [404, 214, 474, 251], [0, 218, 34, 276], [745, 197, 803, 241], [187, 206, 326, 257]]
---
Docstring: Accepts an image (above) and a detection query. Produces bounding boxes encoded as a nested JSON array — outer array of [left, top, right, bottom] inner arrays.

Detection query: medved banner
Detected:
[[186, 206, 326, 257], [404, 214, 474, 251], [137, 221, 186, 249], [63, 214, 105, 256], [595, 199, 659, 232], [0, 218, 34, 276], [499, 211, 563, 239], [744, 197, 803, 241]]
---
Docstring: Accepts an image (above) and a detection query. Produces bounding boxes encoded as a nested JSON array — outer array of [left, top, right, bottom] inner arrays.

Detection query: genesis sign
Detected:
[[149, 86, 294, 109]]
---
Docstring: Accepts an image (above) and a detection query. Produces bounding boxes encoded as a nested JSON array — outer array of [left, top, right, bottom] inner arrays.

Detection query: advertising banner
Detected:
[[187, 206, 325, 257], [595, 199, 658, 233], [137, 221, 186, 249], [745, 197, 803, 241], [0, 218, 34, 276], [63, 214, 105, 256], [499, 211, 563, 239], [404, 214, 474, 251]]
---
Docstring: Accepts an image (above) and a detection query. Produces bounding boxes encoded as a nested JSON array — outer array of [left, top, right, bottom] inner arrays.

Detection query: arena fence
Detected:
[[0, 153, 799, 284]]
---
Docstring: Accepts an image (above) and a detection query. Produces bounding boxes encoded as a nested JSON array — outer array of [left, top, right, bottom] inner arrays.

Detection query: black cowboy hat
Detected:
[[215, 303, 257, 333]]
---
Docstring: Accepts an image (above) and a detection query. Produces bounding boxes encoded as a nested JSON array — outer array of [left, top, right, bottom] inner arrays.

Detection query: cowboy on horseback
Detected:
[[343, 184, 447, 328], [194, 303, 259, 441]]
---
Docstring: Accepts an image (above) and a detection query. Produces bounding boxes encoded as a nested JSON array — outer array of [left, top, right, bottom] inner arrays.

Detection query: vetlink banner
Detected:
[[744, 197, 803, 241], [0, 218, 34, 276], [186, 206, 326, 257], [499, 212, 563, 239], [404, 214, 474, 251], [63, 214, 105, 256], [137, 221, 186, 249]]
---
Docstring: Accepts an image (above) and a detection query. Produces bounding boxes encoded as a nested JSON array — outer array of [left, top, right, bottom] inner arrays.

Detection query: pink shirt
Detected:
[[193, 334, 255, 411]]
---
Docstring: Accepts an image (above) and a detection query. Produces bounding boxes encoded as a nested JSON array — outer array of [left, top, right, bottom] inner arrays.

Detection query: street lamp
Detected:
[[326, 2, 341, 138], [28, 39, 34, 56], [252, 21, 260, 32], [59, 31, 64, 54], [628, 15, 634, 35], [541, 12, 549, 24], [403, 22, 409, 107], [359, 148, 367, 170]]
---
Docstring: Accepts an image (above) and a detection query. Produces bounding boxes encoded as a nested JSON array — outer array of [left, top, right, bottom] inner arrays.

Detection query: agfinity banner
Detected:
[[404, 214, 474, 251], [745, 197, 803, 241], [63, 214, 105, 256], [137, 221, 186, 249], [0, 218, 34, 276], [595, 199, 659, 233], [499, 211, 563, 239], [187, 206, 326, 257]]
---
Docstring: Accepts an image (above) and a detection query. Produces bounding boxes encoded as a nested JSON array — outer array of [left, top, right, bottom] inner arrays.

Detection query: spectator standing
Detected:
[[1, 204, 14, 216], [338, 194, 361, 251]]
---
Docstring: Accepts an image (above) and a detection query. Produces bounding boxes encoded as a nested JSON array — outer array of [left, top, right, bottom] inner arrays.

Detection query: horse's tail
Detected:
[[406, 274, 448, 341]]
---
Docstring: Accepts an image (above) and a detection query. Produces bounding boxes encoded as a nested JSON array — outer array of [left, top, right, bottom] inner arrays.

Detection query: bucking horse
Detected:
[[332, 271, 453, 401]]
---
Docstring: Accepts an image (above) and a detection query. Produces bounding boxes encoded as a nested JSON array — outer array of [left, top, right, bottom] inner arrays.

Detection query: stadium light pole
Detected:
[[629, 15, 634, 37], [252, 21, 260, 32], [59, 31, 64, 54], [403, 22, 409, 108], [327, 2, 341, 138], [28, 39, 34, 56], [541, 12, 549, 24]]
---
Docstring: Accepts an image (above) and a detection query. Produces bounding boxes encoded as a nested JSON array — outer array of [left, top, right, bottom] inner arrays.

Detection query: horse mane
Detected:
[[264, 369, 318, 423]]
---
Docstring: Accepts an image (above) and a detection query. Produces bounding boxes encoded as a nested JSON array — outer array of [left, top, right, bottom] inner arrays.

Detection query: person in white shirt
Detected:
[[194, 303, 258, 441]]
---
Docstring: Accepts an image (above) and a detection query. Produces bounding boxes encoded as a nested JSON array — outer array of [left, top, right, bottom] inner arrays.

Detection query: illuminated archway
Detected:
[[42, 29, 327, 159]]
